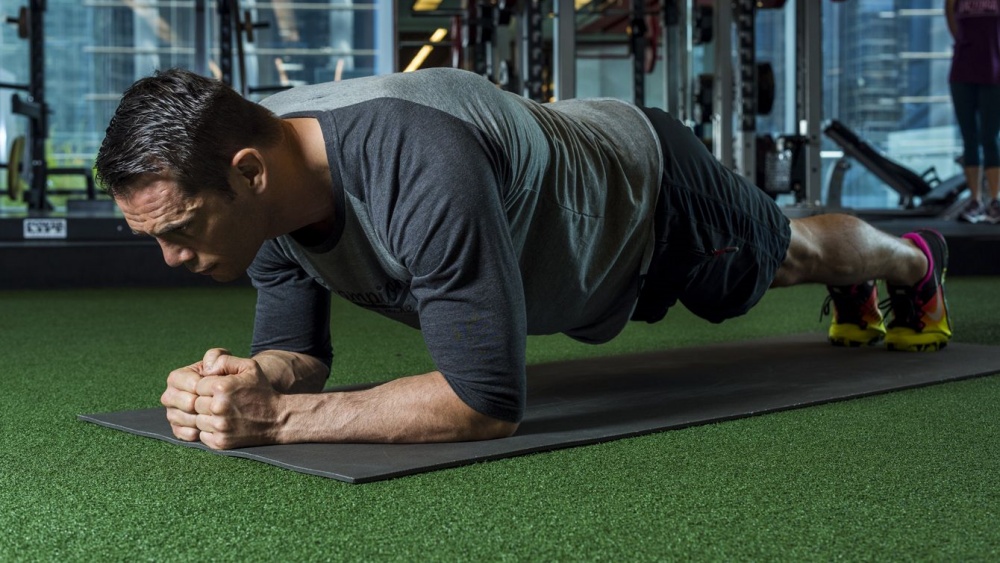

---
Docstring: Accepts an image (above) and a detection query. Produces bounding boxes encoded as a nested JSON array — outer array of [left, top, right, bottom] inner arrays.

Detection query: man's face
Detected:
[[117, 177, 264, 282]]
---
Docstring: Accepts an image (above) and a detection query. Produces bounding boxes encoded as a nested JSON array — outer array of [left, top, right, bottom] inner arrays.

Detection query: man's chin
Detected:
[[193, 265, 241, 282], [209, 269, 244, 283]]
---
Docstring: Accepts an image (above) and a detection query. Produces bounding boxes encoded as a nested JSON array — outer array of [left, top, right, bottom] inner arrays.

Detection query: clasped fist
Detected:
[[160, 348, 281, 449]]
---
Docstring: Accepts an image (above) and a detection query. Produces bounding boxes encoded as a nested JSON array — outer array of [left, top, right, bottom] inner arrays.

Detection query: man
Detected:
[[95, 68, 952, 450]]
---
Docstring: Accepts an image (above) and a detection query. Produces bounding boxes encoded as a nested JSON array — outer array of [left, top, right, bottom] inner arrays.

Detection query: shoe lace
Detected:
[[819, 295, 833, 322], [821, 285, 875, 325], [881, 290, 923, 330]]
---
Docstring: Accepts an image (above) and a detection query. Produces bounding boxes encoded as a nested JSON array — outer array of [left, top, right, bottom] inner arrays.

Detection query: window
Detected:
[[0, 0, 391, 209]]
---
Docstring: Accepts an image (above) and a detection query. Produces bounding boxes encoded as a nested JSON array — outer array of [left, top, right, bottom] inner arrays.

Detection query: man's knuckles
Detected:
[[202, 347, 231, 367], [200, 432, 237, 450], [195, 375, 232, 396], [195, 411, 235, 433], [194, 395, 213, 414], [166, 366, 201, 391], [161, 387, 198, 411], [165, 407, 196, 426], [171, 424, 200, 442]]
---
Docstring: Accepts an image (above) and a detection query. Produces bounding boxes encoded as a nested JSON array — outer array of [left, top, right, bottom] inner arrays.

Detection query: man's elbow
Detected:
[[463, 410, 519, 441], [437, 373, 521, 441], [485, 418, 519, 440]]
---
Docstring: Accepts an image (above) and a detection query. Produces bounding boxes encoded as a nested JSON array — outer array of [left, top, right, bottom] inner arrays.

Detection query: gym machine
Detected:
[[429, 0, 666, 104], [684, 1, 779, 190], [676, 0, 822, 206], [823, 120, 965, 216], [521, 0, 546, 101], [2, 0, 98, 212], [572, 0, 662, 106], [413, 0, 535, 97], [219, 0, 385, 97], [660, 0, 691, 122], [217, 0, 297, 97]]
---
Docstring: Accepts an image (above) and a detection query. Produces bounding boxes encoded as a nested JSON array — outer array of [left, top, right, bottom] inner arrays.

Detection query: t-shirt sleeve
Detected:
[[247, 238, 334, 369], [379, 141, 528, 423]]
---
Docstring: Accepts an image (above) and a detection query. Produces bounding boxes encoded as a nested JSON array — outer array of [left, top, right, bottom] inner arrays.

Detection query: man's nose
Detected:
[[157, 239, 194, 268]]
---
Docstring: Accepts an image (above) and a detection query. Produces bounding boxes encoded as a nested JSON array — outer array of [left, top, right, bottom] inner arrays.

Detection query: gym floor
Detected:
[[2, 280, 998, 559]]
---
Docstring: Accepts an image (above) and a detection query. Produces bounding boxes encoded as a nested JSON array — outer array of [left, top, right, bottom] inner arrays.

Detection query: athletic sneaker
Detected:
[[884, 230, 952, 352], [822, 281, 886, 347], [958, 198, 985, 223], [985, 199, 1000, 225]]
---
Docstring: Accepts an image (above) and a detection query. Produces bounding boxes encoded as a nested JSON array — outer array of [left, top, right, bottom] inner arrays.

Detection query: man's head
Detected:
[[96, 69, 285, 281], [95, 68, 282, 201]]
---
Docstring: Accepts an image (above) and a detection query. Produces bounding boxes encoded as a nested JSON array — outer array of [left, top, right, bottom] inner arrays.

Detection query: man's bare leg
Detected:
[[771, 213, 926, 288]]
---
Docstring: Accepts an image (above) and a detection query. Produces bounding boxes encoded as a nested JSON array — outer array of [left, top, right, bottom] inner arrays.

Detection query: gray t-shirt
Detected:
[[248, 68, 662, 422]]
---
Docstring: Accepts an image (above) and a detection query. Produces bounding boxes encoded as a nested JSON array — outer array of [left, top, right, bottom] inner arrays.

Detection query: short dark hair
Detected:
[[95, 68, 283, 199]]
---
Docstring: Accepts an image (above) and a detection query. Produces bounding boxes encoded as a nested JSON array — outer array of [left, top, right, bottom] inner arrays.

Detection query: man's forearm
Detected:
[[275, 371, 518, 443], [253, 350, 329, 393]]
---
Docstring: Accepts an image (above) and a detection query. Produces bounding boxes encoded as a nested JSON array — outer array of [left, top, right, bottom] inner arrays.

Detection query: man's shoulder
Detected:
[[259, 69, 495, 116], [248, 236, 305, 277]]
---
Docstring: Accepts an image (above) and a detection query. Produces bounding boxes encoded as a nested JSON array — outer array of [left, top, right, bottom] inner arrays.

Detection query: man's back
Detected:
[[259, 68, 662, 342]]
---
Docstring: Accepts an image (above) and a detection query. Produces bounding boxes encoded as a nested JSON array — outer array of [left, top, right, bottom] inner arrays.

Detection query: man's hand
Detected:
[[159, 348, 326, 448], [193, 354, 285, 450], [160, 348, 232, 442]]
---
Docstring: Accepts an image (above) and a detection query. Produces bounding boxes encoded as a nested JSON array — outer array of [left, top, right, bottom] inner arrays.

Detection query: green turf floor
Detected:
[[2, 279, 999, 560]]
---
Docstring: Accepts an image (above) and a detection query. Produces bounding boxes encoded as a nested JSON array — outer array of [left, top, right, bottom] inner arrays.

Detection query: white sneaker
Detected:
[[985, 199, 1000, 225], [959, 198, 985, 223]]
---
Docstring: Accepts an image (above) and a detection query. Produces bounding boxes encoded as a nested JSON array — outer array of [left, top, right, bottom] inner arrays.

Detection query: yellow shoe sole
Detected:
[[829, 323, 886, 347], [885, 328, 951, 352]]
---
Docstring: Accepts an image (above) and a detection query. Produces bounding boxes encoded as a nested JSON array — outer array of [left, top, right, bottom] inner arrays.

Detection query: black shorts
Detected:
[[632, 106, 791, 324]]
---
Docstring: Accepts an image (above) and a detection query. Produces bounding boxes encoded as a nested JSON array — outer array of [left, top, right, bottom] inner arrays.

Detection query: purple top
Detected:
[[951, 0, 1000, 84]]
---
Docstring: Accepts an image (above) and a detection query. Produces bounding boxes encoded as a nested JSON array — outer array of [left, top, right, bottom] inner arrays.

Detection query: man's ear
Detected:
[[231, 148, 266, 195]]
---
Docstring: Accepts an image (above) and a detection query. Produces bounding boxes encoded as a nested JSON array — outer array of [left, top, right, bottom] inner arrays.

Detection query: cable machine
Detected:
[[2, 0, 97, 211], [3, 0, 48, 210]]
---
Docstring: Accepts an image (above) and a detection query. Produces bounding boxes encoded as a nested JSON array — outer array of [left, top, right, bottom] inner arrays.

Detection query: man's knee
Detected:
[[772, 220, 821, 286]]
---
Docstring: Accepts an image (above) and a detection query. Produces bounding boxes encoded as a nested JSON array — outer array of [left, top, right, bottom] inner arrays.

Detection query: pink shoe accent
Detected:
[[902, 232, 933, 289]]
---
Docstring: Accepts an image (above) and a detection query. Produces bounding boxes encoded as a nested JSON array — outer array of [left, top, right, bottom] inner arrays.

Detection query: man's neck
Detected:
[[270, 118, 336, 241]]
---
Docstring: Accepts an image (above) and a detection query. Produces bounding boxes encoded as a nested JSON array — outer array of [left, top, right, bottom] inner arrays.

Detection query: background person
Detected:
[[946, 0, 1000, 223]]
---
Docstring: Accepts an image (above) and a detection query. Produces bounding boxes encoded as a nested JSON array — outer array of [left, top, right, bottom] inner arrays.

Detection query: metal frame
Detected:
[[5, 0, 102, 210], [218, 0, 235, 89], [553, 0, 575, 100], [711, 0, 734, 169], [520, 0, 545, 102], [630, 0, 646, 106], [662, 0, 691, 123], [379, 0, 398, 74], [795, 0, 822, 205], [13, 0, 49, 211], [194, 0, 208, 76], [734, 0, 755, 182]]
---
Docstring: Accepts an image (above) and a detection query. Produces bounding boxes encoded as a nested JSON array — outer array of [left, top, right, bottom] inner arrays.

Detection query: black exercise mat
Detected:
[[79, 334, 1000, 483]]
